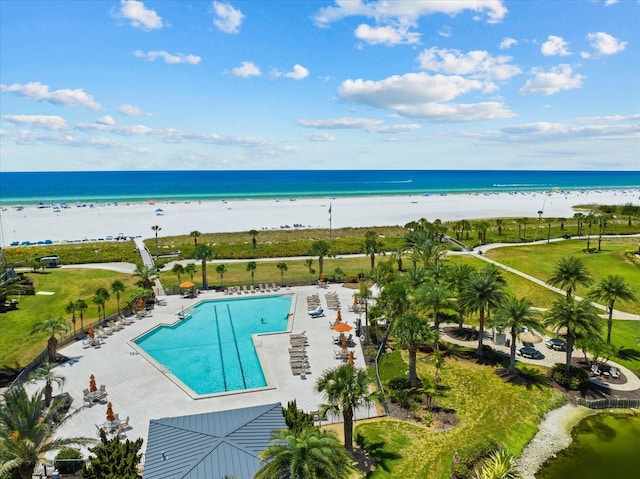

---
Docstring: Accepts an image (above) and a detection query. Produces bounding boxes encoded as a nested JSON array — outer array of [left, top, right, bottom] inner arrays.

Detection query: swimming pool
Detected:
[[134, 295, 292, 396]]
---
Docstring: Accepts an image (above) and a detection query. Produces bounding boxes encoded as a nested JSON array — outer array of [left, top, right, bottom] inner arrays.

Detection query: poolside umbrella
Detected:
[[320, 274, 324, 282], [348, 350, 355, 365], [106, 402, 115, 422], [353, 296, 358, 305], [341, 335, 348, 350], [519, 331, 542, 344], [332, 322, 352, 333], [180, 281, 195, 288], [89, 374, 97, 392], [138, 297, 144, 311], [336, 310, 342, 322], [88, 326, 95, 339]]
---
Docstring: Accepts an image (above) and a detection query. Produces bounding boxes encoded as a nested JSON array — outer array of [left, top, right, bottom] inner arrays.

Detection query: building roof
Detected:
[[143, 402, 285, 479]]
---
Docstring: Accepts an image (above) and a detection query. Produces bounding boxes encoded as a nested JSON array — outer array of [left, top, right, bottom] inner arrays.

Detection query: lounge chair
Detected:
[[308, 307, 324, 318], [610, 366, 620, 378], [82, 339, 92, 349], [591, 364, 602, 376]]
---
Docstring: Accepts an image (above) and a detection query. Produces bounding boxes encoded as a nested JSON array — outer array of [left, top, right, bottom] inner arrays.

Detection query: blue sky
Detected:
[[1, 0, 638, 172]]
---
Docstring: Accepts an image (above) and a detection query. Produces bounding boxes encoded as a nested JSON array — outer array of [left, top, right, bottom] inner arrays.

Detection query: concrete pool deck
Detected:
[[34, 283, 379, 458]]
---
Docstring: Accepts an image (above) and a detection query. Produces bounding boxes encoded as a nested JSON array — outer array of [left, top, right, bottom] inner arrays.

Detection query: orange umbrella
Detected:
[[88, 326, 95, 339], [353, 296, 358, 305], [336, 310, 342, 322], [138, 297, 144, 311], [341, 335, 348, 350], [319, 273, 324, 282], [106, 402, 115, 422], [89, 374, 97, 392], [180, 281, 195, 288], [332, 322, 352, 333], [348, 350, 355, 365]]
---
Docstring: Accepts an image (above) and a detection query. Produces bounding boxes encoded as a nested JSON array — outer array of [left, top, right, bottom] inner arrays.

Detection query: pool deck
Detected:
[[33, 284, 379, 457]]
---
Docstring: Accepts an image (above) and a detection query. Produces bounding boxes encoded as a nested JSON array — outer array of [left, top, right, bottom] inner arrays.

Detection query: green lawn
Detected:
[[610, 320, 640, 375], [0, 269, 137, 369]]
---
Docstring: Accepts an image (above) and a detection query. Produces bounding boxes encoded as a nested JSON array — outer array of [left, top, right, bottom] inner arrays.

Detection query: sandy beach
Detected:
[[1, 189, 638, 246]]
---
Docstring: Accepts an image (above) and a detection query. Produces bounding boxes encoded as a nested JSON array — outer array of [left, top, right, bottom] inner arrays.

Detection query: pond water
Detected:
[[536, 413, 640, 479]]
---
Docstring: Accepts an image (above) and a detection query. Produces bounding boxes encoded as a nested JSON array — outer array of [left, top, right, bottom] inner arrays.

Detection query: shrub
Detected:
[[387, 376, 410, 391], [550, 363, 589, 390], [451, 438, 500, 479], [55, 448, 84, 474]]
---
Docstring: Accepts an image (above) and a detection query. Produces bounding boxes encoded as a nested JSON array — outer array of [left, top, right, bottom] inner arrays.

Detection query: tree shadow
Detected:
[[617, 348, 640, 361], [495, 366, 550, 390], [355, 434, 402, 475]]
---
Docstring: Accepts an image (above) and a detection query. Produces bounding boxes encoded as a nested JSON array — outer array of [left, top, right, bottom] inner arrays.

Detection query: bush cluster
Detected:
[[451, 438, 499, 479], [55, 448, 84, 474], [550, 363, 589, 390]]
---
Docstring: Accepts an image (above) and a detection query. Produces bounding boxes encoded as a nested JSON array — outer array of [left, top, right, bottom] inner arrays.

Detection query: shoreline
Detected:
[[1, 188, 638, 247]]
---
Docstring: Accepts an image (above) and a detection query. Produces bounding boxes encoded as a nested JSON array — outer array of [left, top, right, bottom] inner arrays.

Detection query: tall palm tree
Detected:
[[460, 270, 506, 356], [547, 256, 593, 301], [315, 364, 382, 453], [110, 280, 125, 317], [304, 258, 314, 280], [0, 387, 92, 479], [277, 261, 288, 287], [31, 316, 70, 363], [184, 263, 197, 282], [589, 275, 637, 343], [215, 264, 227, 286], [584, 213, 596, 251], [446, 263, 475, 329], [418, 281, 454, 329], [392, 312, 436, 387], [491, 295, 542, 374], [65, 300, 77, 338], [193, 244, 214, 290], [190, 230, 201, 249], [544, 298, 602, 375], [171, 263, 185, 283], [133, 265, 157, 290], [76, 299, 88, 333], [495, 218, 504, 236], [362, 230, 381, 271], [309, 240, 330, 279], [254, 427, 354, 479], [248, 229, 259, 250], [28, 363, 65, 408], [93, 287, 110, 320], [596, 214, 609, 251], [151, 225, 161, 254], [246, 261, 257, 286]]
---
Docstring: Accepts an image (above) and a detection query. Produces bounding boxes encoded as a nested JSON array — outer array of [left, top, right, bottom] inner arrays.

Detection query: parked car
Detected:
[[518, 346, 544, 359], [545, 338, 566, 351]]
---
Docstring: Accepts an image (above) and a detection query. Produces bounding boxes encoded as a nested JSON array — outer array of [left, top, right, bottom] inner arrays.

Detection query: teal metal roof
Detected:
[[143, 402, 285, 479]]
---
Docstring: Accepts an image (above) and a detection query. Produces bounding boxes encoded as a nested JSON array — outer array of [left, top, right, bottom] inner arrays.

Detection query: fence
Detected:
[[575, 397, 640, 409]]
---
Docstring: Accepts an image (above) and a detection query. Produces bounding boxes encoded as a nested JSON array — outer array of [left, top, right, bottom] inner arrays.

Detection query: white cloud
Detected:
[[112, 0, 164, 31], [96, 115, 115, 126], [519, 65, 585, 95], [438, 26, 452, 38], [284, 64, 310, 80], [212, 1, 244, 34], [541, 35, 570, 56], [297, 117, 420, 133], [231, 61, 261, 78], [576, 113, 640, 122], [499, 121, 639, 142], [587, 32, 627, 55], [118, 104, 151, 116], [580, 51, 591, 59], [604, 0, 619, 6], [417, 47, 521, 81], [304, 132, 335, 142], [0, 82, 101, 110], [3, 114, 68, 131], [499, 37, 517, 49], [354, 24, 420, 45], [134, 50, 201, 65]]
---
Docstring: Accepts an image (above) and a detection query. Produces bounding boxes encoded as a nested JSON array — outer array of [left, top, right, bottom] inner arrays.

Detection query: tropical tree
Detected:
[[460, 270, 506, 356], [27, 363, 65, 408], [315, 364, 382, 453], [184, 263, 197, 282], [446, 263, 475, 329], [246, 261, 257, 286], [491, 296, 542, 374], [0, 387, 91, 479], [65, 300, 77, 339], [547, 256, 593, 301], [573, 212, 585, 236], [110, 280, 125, 317], [171, 263, 185, 283], [392, 312, 436, 387], [190, 230, 201, 249], [133, 265, 156, 291], [254, 427, 354, 479], [544, 298, 602, 375], [76, 299, 88, 333], [93, 287, 110, 320], [418, 281, 454, 329], [248, 229, 259, 250], [31, 316, 70, 363], [82, 429, 143, 479], [596, 214, 609, 251], [277, 262, 288, 287], [151, 225, 161, 254], [589, 275, 637, 343], [193, 244, 214, 290], [215, 264, 228, 286], [362, 230, 382, 271], [309, 240, 330, 279], [495, 218, 504, 236], [533, 209, 544, 242]]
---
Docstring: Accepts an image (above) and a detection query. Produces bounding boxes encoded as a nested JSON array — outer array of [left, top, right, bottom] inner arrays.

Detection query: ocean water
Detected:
[[1, 170, 638, 204]]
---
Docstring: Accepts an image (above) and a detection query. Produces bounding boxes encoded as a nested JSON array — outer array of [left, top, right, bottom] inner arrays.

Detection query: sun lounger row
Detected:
[[224, 283, 280, 295], [289, 333, 310, 377], [325, 292, 341, 310]]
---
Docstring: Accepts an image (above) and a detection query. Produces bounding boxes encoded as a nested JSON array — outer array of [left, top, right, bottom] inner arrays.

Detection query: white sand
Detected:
[[1, 189, 638, 246]]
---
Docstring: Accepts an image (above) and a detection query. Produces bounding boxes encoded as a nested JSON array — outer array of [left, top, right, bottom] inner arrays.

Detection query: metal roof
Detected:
[[143, 402, 285, 479]]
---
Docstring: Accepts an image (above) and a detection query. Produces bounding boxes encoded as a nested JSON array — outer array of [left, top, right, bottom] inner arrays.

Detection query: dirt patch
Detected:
[[443, 326, 478, 342]]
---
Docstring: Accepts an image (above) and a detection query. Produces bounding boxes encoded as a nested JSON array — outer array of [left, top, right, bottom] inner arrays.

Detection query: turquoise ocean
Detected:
[[1, 170, 639, 204]]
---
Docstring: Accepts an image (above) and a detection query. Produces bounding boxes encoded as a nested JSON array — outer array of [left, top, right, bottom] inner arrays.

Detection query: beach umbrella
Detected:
[[332, 322, 352, 333], [348, 350, 355, 365], [336, 310, 342, 322], [519, 331, 542, 344], [320, 273, 324, 282], [180, 281, 195, 288], [106, 402, 115, 422], [341, 335, 348, 350], [138, 297, 144, 311], [353, 296, 358, 305], [89, 374, 97, 392], [88, 326, 95, 339]]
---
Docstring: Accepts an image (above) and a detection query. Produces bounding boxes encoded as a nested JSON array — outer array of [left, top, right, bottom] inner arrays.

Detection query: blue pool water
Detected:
[[134, 296, 292, 395]]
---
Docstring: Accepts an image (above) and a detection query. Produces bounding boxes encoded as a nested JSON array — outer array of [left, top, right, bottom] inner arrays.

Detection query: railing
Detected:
[[576, 397, 640, 409]]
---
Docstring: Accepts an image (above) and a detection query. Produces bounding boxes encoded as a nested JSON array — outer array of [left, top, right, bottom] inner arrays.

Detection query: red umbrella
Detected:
[[348, 350, 355, 365], [89, 374, 97, 392], [106, 402, 115, 422]]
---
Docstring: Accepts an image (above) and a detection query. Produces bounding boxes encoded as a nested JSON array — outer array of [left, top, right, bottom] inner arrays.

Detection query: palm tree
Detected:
[[246, 261, 257, 286], [31, 316, 69, 363], [28, 363, 65, 408], [277, 261, 288, 287], [446, 263, 475, 329], [248, 229, 259, 250], [215, 264, 227, 286], [133, 265, 157, 290], [596, 214, 609, 251], [495, 218, 504, 236], [309, 240, 330, 279], [254, 427, 354, 479], [491, 295, 542, 374], [76, 299, 88, 333], [533, 209, 544, 242], [0, 387, 92, 479], [184, 263, 197, 282], [362, 230, 381, 271], [304, 258, 314, 280], [93, 287, 110, 320], [584, 213, 596, 251], [193, 244, 214, 290], [392, 312, 436, 387], [110, 280, 125, 317], [151, 225, 161, 254], [171, 263, 185, 283], [315, 364, 382, 453], [573, 212, 585, 236], [589, 275, 637, 343], [190, 230, 201, 249], [65, 300, 77, 338], [460, 270, 506, 356], [547, 256, 593, 301], [418, 282, 454, 329], [544, 298, 602, 375]]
